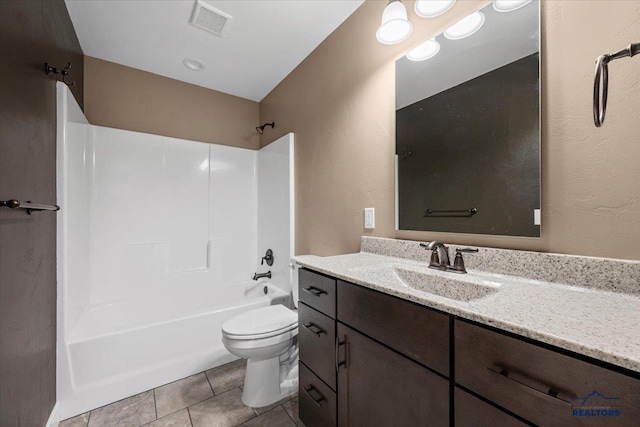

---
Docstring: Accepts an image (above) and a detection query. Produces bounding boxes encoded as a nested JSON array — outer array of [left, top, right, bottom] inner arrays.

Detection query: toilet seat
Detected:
[[222, 305, 297, 340], [222, 327, 298, 351]]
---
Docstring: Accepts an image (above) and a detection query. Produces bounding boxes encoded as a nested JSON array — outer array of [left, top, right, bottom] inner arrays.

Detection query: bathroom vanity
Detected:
[[296, 238, 640, 427]]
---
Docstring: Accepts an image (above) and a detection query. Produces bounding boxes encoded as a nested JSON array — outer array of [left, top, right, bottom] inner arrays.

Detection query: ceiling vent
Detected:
[[190, 0, 232, 37]]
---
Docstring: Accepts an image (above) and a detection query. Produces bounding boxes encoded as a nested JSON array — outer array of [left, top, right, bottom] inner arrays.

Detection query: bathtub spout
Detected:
[[253, 271, 272, 280]]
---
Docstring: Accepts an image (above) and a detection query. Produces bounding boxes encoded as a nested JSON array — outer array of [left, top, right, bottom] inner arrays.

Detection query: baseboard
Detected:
[[45, 402, 59, 427]]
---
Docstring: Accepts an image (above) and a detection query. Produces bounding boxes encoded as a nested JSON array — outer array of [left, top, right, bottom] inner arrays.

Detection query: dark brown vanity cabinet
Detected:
[[298, 268, 640, 427]]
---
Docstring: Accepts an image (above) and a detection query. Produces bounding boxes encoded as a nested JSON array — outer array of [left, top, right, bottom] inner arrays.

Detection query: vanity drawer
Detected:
[[299, 362, 337, 427], [455, 320, 640, 427], [299, 268, 336, 318], [337, 280, 450, 376], [454, 387, 529, 427], [299, 302, 336, 390]]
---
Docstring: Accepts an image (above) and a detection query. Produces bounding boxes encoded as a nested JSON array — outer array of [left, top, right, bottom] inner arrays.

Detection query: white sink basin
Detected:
[[350, 263, 501, 302], [393, 266, 499, 301]]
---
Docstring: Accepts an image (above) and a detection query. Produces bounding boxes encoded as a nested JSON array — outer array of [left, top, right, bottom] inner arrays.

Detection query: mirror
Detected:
[[395, 0, 540, 237]]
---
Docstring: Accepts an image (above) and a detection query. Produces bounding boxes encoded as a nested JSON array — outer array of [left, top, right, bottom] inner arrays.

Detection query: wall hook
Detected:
[[256, 122, 275, 134], [45, 62, 75, 87]]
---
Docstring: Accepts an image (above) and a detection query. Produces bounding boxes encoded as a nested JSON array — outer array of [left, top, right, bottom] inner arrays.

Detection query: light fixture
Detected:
[[443, 11, 485, 40], [406, 39, 440, 61], [493, 0, 533, 13], [183, 58, 205, 71], [376, 0, 413, 45], [414, 0, 456, 18]]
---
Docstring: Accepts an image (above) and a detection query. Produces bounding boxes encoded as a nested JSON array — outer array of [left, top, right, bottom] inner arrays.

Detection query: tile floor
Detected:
[[58, 360, 304, 427]]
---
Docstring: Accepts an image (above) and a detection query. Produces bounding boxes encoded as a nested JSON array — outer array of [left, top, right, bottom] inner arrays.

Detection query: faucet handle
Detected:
[[456, 247, 478, 254], [261, 249, 274, 266], [452, 248, 478, 273]]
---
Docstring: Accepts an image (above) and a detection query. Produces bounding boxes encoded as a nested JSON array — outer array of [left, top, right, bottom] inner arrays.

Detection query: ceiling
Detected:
[[396, 0, 539, 110], [65, 0, 364, 102]]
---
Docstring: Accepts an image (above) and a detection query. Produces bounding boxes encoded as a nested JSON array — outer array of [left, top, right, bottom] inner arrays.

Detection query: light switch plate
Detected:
[[364, 208, 375, 229], [534, 209, 541, 226]]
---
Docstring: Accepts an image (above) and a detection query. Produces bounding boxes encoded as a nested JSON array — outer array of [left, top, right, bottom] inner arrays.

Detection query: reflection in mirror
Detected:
[[395, 0, 540, 237]]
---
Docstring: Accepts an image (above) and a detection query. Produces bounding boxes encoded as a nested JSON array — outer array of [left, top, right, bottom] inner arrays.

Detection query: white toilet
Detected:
[[221, 276, 299, 407]]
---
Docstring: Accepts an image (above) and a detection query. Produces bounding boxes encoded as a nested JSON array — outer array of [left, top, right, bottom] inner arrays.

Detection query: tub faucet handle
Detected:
[[261, 249, 274, 266]]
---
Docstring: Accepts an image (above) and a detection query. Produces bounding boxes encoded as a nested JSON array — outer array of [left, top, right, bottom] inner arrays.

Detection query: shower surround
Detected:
[[55, 84, 294, 420]]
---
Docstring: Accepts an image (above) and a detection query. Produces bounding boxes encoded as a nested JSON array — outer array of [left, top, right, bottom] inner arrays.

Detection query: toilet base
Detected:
[[241, 355, 298, 408]]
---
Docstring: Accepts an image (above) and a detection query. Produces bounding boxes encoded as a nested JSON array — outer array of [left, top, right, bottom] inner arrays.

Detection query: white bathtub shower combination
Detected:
[[55, 84, 294, 420]]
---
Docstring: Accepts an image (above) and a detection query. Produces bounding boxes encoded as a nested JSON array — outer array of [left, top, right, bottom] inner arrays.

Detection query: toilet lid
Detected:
[[222, 305, 297, 338]]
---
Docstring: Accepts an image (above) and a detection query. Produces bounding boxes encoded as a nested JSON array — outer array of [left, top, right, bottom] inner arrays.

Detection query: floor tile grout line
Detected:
[[187, 406, 194, 427], [152, 371, 215, 419], [235, 387, 257, 427], [205, 361, 246, 397], [282, 402, 298, 425], [153, 388, 158, 420], [140, 406, 196, 427], [155, 371, 210, 393], [80, 388, 156, 423], [204, 369, 216, 396], [156, 394, 216, 421]]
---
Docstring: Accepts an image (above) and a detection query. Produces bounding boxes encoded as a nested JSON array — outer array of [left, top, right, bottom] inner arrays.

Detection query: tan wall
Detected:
[[84, 56, 260, 149], [260, 0, 640, 260]]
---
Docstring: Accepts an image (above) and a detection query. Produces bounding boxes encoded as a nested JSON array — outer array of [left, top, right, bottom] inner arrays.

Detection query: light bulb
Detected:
[[414, 0, 456, 18], [376, 0, 413, 45], [406, 39, 440, 61], [443, 11, 485, 40], [493, 0, 533, 13]]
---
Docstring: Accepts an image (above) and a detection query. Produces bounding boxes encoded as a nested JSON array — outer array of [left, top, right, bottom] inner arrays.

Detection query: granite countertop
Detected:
[[294, 251, 640, 373]]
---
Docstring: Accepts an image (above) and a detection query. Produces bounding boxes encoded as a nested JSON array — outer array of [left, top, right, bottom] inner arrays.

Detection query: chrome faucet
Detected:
[[420, 241, 450, 269], [253, 271, 272, 280]]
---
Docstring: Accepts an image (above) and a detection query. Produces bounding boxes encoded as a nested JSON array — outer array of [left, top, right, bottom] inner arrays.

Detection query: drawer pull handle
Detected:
[[302, 322, 326, 336], [303, 385, 326, 407], [488, 366, 572, 407], [303, 286, 327, 297], [336, 337, 347, 372]]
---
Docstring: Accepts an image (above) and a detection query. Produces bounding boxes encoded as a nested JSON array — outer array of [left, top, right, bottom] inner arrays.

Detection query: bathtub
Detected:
[[57, 281, 289, 420]]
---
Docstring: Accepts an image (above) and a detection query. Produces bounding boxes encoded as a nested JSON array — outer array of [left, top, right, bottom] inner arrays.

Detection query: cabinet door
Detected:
[[337, 323, 449, 427]]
